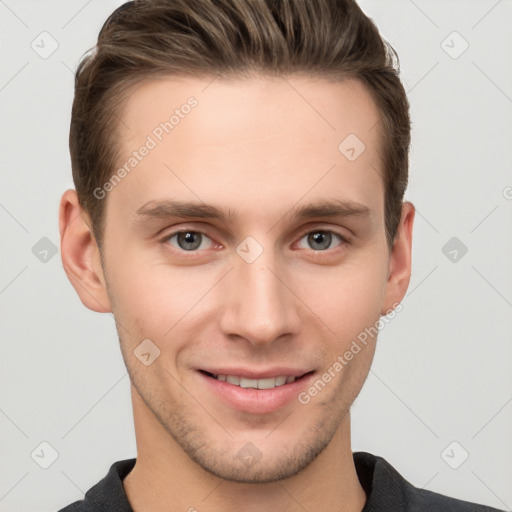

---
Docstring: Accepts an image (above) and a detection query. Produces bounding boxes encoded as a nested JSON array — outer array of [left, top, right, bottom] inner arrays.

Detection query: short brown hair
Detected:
[[69, 0, 410, 251]]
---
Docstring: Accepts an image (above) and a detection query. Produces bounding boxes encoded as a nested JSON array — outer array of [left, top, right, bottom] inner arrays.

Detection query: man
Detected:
[[57, 0, 504, 510]]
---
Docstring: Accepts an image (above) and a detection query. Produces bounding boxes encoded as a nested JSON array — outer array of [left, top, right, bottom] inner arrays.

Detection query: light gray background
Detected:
[[1, 1, 511, 511]]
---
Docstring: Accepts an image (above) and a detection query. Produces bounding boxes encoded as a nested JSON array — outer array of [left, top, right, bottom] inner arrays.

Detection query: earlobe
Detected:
[[380, 201, 415, 316], [59, 189, 112, 313]]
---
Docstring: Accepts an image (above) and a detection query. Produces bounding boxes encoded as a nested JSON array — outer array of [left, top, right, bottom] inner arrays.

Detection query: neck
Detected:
[[123, 385, 367, 512]]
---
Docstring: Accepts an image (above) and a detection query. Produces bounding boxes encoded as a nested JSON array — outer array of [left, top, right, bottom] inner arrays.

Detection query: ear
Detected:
[[380, 201, 415, 315], [59, 189, 112, 313]]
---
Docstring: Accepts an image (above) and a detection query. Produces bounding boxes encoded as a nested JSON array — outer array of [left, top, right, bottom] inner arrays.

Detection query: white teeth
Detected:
[[240, 377, 258, 388], [214, 374, 297, 389], [257, 377, 278, 389], [226, 375, 240, 385], [275, 376, 287, 386]]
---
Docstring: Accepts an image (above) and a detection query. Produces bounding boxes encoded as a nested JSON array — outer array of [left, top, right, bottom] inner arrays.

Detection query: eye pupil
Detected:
[[308, 231, 332, 250], [177, 231, 202, 250]]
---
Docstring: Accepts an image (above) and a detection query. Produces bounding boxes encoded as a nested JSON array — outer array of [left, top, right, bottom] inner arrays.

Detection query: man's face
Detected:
[[97, 75, 404, 482]]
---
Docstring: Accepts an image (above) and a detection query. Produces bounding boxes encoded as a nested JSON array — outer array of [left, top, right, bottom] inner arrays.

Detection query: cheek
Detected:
[[295, 258, 388, 342], [104, 252, 217, 343]]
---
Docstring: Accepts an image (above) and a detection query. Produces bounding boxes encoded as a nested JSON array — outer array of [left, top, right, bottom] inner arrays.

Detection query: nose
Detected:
[[218, 245, 300, 348]]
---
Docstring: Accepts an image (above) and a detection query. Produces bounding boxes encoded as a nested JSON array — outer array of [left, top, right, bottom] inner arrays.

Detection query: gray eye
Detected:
[[307, 231, 333, 250], [165, 230, 216, 253], [177, 231, 202, 250]]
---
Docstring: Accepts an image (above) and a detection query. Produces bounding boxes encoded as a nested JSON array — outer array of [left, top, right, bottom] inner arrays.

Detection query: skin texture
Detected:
[[59, 75, 414, 512]]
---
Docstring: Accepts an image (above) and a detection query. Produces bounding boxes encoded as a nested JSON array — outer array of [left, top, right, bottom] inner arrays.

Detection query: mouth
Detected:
[[198, 370, 313, 390], [196, 368, 315, 414]]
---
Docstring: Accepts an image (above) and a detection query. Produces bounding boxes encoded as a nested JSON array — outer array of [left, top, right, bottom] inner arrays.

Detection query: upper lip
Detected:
[[198, 367, 313, 379]]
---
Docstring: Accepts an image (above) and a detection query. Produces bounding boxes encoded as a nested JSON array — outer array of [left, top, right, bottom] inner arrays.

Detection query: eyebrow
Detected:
[[134, 198, 373, 224]]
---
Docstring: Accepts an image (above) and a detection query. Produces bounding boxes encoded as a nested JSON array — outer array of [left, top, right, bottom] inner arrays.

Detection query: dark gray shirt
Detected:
[[57, 451, 505, 511]]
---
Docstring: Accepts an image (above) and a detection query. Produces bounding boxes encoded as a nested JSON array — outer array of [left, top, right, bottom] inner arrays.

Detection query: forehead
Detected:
[[108, 74, 384, 225]]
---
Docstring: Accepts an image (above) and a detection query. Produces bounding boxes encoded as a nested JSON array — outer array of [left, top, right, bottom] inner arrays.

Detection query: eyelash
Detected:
[[160, 227, 349, 254]]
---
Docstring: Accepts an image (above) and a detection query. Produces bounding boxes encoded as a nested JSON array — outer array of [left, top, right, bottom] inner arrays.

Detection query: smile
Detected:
[[197, 369, 315, 414], [201, 371, 298, 389]]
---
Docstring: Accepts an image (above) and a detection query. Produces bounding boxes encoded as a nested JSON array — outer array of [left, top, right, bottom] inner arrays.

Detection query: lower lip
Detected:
[[197, 371, 315, 414]]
